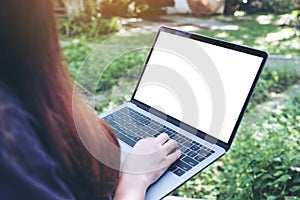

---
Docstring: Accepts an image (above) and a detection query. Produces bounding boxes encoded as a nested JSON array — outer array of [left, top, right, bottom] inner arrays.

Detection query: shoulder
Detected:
[[0, 81, 44, 159], [0, 82, 75, 200], [0, 82, 39, 142]]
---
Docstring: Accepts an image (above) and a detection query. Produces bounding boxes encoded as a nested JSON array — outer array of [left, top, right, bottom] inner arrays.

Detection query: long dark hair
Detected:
[[0, 0, 120, 198]]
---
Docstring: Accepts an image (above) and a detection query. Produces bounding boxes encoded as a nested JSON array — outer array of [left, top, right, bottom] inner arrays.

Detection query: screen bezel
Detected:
[[131, 26, 268, 151]]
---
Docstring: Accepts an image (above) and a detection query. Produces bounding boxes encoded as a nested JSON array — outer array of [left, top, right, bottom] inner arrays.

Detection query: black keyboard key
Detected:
[[168, 164, 177, 172], [162, 126, 172, 132], [140, 119, 151, 126], [153, 132, 161, 137], [116, 131, 136, 147], [143, 128, 156, 136], [187, 151, 197, 158], [178, 145, 188, 153], [205, 151, 213, 157], [199, 149, 210, 157], [194, 156, 205, 162], [169, 133, 176, 139], [182, 140, 192, 147], [176, 137, 186, 144], [209, 149, 215, 154], [192, 141, 201, 146], [173, 168, 185, 176], [191, 144, 200, 151], [182, 156, 198, 167], [174, 160, 192, 171], [132, 136, 142, 142]]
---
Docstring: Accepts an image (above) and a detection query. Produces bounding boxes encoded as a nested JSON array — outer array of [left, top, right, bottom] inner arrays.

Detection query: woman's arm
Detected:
[[114, 133, 181, 200]]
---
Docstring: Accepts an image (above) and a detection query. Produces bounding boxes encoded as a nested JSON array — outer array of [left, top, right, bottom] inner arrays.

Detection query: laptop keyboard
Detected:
[[102, 107, 215, 177]]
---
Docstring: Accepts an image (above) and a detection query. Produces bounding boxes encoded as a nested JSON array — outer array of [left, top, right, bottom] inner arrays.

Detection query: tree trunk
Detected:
[[64, 0, 85, 17]]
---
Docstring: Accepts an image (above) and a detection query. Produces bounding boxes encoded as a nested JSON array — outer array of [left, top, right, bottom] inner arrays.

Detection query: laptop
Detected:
[[99, 26, 268, 199]]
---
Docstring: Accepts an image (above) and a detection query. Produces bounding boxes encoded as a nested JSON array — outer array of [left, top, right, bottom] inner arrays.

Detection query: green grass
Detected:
[[248, 64, 300, 110], [196, 14, 300, 56]]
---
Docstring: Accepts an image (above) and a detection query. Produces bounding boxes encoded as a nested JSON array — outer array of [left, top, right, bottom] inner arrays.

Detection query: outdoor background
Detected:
[[55, 0, 300, 199]]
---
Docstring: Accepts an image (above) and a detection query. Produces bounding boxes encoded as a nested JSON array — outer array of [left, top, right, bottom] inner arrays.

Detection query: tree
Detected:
[[56, 0, 99, 17]]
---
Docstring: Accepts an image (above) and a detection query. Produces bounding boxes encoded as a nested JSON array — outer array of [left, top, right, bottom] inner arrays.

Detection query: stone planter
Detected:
[[187, 0, 225, 15]]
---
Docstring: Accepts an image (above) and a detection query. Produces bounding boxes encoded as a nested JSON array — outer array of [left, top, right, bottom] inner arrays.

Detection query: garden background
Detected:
[[55, 0, 300, 199]]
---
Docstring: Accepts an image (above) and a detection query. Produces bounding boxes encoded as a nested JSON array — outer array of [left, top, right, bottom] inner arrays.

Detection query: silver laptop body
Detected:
[[99, 26, 268, 200]]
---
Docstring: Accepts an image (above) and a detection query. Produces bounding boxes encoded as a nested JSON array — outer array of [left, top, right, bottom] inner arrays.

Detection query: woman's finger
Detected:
[[155, 133, 170, 145], [166, 150, 182, 165], [162, 138, 178, 154]]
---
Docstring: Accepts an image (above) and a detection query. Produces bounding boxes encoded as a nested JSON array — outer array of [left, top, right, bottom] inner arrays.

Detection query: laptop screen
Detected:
[[133, 28, 266, 144]]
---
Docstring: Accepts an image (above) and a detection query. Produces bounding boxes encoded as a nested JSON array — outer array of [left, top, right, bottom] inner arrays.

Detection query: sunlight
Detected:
[[174, 25, 203, 32], [210, 24, 239, 30], [72, 38, 81, 44], [280, 40, 300, 53], [265, 28, 295, 42], [256, 14, 274, 25], [234, 11, 246, 17], [216, 32, 228, 38]]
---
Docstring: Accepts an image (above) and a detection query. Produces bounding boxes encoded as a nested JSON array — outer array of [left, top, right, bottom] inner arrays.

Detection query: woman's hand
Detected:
[[114, 133, 181, 200]]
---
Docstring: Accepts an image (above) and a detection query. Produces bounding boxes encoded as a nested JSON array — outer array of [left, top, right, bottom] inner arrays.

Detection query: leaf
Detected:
[[254, 183, 262, 190], [289, 186, 300, 193], [267, 195, 277, 200], [261, 174, 273, 180], [273, 170, 283, 177], [277, 174, 291, 183]]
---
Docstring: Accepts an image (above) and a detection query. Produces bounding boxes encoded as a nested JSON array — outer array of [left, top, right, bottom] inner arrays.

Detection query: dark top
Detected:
[[0, 82, 112, 200]]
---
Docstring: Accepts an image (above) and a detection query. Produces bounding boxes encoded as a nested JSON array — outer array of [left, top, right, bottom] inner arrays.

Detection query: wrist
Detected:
[[114, 173, 149, 200]]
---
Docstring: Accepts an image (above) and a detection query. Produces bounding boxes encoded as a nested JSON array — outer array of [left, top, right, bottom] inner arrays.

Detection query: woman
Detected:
[[0, 1, 181, 199]]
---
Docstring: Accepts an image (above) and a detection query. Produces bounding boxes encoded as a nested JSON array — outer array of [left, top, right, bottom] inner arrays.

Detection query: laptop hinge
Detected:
[[131, 99, 231, 151]]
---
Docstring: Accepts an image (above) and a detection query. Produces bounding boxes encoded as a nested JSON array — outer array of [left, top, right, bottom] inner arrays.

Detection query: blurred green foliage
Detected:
[[96, 50, 147, 91], [63, 42, 92, 76], [173, 88, 300, 199], [218, 91, 300, 199], [240, 0, 298, 14], [58, 15, 120, 39], [63, 42, 147, 91], [249, 64, 299, 110]]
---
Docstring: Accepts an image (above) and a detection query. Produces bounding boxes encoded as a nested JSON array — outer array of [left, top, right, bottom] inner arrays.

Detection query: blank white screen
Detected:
[[134, 32, 263, 143]]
